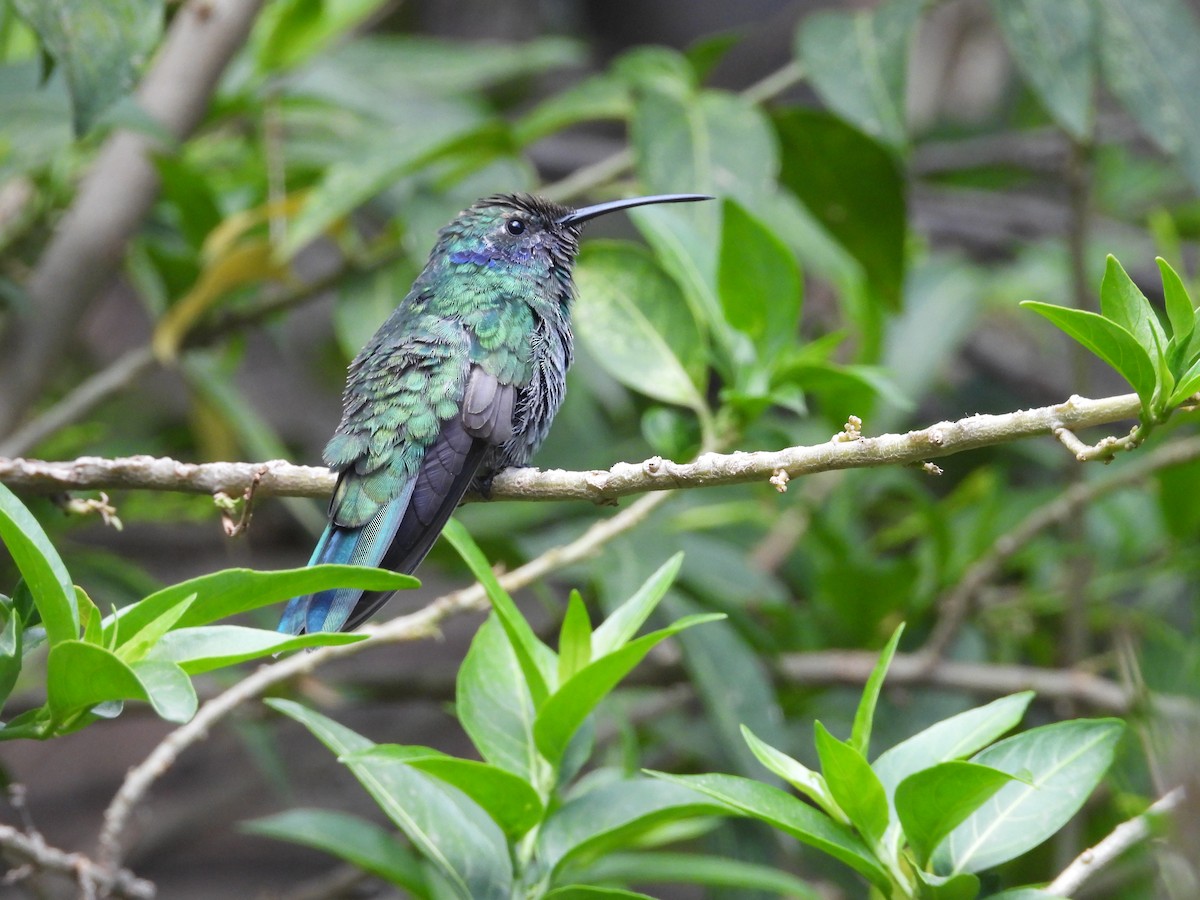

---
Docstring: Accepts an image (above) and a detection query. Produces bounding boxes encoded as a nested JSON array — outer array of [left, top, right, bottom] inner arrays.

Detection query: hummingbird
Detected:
[[279, 191, 712, 634]]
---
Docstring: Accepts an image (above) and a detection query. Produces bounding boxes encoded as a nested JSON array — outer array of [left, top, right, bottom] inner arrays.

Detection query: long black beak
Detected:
[[558, 193, 714, 227]]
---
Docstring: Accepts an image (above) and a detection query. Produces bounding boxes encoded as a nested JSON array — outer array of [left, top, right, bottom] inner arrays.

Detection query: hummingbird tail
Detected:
[[279, 417, 489, 634], [277, 481, 415, 635]]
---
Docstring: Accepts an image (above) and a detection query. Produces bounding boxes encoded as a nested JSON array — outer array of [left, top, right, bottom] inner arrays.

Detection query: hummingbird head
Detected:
[[442, 192, 713, 272]]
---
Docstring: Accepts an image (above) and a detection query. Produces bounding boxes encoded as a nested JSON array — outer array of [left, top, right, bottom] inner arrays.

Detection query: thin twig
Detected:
[[96, 490, 670, 870], [0, 392, 1153, 503], [917, 433, 1200, 666], [0, 824, 154, 899], [0, 347, 156, 458], [1046, 786, 1186, 896]]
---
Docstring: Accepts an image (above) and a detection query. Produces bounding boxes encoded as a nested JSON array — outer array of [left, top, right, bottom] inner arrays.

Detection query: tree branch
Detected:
[[0, 393, 1151, 505], [0, 0, 267, 437], [1046, 786, 1186, 896], [0, 823, 153, 899]]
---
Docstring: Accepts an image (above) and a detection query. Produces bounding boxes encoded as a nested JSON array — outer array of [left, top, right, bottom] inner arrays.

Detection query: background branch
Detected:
[[777, 651, 1198, 718], [0, 823, 153, 899]]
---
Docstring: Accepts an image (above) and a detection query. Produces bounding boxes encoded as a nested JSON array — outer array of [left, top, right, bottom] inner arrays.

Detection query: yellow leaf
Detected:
[[202, 192, 309, 264], [152, 238, 287, 362]]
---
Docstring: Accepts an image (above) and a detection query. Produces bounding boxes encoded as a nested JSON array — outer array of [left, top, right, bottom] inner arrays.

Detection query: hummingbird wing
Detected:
[[278, 327, 517, 634]]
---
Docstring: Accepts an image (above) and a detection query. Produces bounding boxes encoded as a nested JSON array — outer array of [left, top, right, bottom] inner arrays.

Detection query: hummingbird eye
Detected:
[[505, 218, 525, 235]]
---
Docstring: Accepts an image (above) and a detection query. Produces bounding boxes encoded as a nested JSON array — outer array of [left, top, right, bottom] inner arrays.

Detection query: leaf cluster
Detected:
[[252, 527, 734, 900], [254, 611, 1124, 899], [0, 482, 402, 738], [1025, 257, 1200, 428]]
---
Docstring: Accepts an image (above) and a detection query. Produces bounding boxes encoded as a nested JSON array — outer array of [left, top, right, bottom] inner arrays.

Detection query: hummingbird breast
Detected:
[[487, 306, 573, 473]]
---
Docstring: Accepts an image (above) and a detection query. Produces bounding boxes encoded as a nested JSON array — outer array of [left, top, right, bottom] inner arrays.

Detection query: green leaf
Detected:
[[0, 484, 78, 646], [741, 725, 841, 820], [1168, 354, 1200, 406], [612, 45, 696, 94], [631, 88, 777, 222], [895, 761, 1018, 866], [0, 62, 72, 181], [796, 0, 922, 149], [717, 199, 802, 359], [280, 117, 497, 260], [774, 108, 906, 309], [545, 888, 654, 900], [347, 747, 544, 839], [0, 597, 23, 714], [537, 776, 724, 876], [107, 565, 417, 645], [1100, 255, 1168, 362], [266, 697, 372, 753], [307, 34, 583, 97], [630, 205, 723, 337], [579, 851, 823, 898], [1158, 256, 1196, 348], [128, 659, 198, 723], [1021, 301, 1157, 406], [47, 641, 196, 726], [917, 870, 983, 900], [10, 0, 162, 134], [153, 154, 223, 250], [533, 614, 723, 766], [935, 718, 1125, 875], [78, 587, 102, 647], [850, 623, 904, 758], [117, 593, 196, 663], [557, 590, 592, 685], [874, 692, 1034, 856], [591, 553, 684, 657], [267, 698, 512, 900], [982, 889, 1059, 899], [574, 242, 707, 412], [251, 0, 389, 73], [991, 0, 1096, 140], [442, 518, 553, 706], [814, 722, 891, 848], [1098, 0, 1200, 193], [457, 615, 538, 781], [874, 693, 1035, 796], [146, 625, 366, 674], [514, 72, 631, 145], [649, 771, 890, 890], [243, 808, 426, 893]]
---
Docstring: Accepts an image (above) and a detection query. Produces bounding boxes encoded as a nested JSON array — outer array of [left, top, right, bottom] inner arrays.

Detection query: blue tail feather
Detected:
[[279, 414, 489, 634], [278, 483, 414, 634]]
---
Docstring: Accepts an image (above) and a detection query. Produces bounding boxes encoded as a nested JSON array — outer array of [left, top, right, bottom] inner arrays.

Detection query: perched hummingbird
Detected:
[[279, 191, 712, 634]]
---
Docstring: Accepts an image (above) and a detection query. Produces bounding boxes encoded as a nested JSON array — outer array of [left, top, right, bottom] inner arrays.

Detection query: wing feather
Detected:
[[280, 362, 518, 634]]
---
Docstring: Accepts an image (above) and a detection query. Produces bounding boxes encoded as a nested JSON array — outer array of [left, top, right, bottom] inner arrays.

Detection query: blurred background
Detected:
[[1, 0, 1200, 896]]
